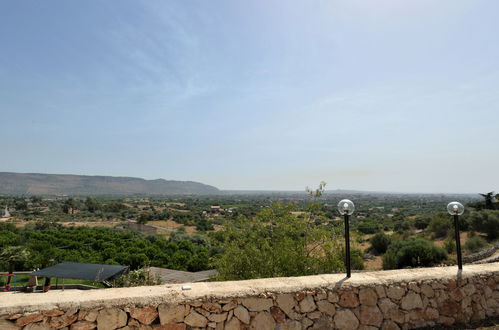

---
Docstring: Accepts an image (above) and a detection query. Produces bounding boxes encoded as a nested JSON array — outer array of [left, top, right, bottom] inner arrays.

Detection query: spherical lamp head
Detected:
[[447, 201, 464, 216], [338, 199, 355, 215]]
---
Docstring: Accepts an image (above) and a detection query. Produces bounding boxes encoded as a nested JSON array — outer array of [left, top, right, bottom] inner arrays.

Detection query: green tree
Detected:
[[428, 214, 452, 238], [85, 197, 100, 213], [305, 182, 328, 225], [214, 203, 351, 281], [382, 238, 447, 270], [369, 232, 391, 254], [0, 246, 30, 286], [444, 238, 455, 254], [413, 216, 431, 230], [14, 198, 28, 211], [62, 198, 76, 214], [479, 192, 495, 209], [464, 236, 487, 253], [467, 210, 499, 239], [30, 196, 42, 204], [137, 212, 151, 224]]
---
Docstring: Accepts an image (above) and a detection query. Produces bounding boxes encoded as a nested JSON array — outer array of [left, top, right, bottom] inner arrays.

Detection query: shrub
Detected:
[[393, 220, 410, 233], [382, 238, 448, 270], [464, 236, 488, 253], [214, 203, 348, 280], [369, 232, 391, 254], [350, 248, 365, 270], [413, 216, 431, 230], [467, 210, 499, 239], [444, 238, 455, 254], [356, 220, 380, 234], [428, 216, 452, 238], [111, 268, 161, 287]]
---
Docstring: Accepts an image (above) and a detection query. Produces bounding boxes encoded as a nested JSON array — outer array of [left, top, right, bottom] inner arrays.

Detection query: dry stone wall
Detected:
[[464, 243, 499, 264], [2, 263, 499, 329]]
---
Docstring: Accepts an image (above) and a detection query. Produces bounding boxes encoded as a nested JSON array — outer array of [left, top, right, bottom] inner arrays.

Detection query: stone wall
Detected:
[[1, 263, 499, 329], [464, 243, 499, 264]]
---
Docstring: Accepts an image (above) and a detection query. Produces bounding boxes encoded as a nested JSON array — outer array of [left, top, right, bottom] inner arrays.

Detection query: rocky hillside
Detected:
[[0, 172, 219, 195]]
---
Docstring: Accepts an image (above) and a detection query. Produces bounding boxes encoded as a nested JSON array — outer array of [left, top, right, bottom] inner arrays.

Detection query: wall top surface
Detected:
[[1, 263, 498, 315]]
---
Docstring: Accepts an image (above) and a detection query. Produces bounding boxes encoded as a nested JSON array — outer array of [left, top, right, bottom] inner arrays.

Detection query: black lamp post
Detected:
[[338, 199, 355, 278], [447, 201, 464, 270]]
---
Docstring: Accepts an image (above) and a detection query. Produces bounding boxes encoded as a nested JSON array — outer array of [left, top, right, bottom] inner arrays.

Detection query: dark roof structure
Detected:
[[30, 262, 128, 282], [148, 267, 217, 284]]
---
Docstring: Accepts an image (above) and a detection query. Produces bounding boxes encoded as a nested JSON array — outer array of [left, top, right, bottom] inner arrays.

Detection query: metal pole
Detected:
[[454, 214, 463, 270], [344, 214, 351, 277]]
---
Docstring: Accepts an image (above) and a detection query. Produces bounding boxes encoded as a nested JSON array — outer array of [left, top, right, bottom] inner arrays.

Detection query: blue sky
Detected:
[[1, 0, 498, 193]]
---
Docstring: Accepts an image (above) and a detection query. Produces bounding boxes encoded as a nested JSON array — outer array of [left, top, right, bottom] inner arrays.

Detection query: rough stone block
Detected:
[[184, 311, 208, 328], [240, 297, 273, 312], [334, 309, 359, 330], [251, 312, 276, 330], [130, 306, 158, 325], [359, 288, 378, 306], [276, 294, 296, 316], [158, 304, 188, 325], [387, 286, 405, 301], [339, 291, 359, 308], [316, 300, 336, 316], [299, 295, 316, 313], [400, 292, 423, 310], [96, 308, 127, 330]]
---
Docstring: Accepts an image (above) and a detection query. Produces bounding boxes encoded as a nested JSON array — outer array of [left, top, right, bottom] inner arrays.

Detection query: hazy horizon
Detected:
[[1, 1, 498, 193], [0, 171, 485, 195]]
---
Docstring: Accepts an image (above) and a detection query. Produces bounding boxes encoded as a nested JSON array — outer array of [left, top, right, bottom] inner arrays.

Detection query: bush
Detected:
[[467, 210, 499, 239], [382, 238, 448, 270], [428, 215, 452, 238], [356, 220, 380, 234], [111, 268, 161, 287], [393, 220, 411, 233], [214, 203, 348, 280], [464, 236, 487, 253], [369, 232, 391, 254], [444, 238, 455, 254], [350, 248, 365, 271], [413, 216, 431, 230]]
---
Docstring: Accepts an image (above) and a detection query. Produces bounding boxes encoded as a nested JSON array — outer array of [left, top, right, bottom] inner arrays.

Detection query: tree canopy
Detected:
[[213, 203, 363, 281]]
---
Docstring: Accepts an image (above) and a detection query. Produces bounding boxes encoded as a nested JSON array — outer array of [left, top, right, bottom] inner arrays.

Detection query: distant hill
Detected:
[[0, 172, 219, 195]]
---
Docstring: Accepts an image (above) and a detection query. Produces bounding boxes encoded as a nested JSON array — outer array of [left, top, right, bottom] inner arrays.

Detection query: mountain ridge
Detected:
[[0, 172, 219, 195]]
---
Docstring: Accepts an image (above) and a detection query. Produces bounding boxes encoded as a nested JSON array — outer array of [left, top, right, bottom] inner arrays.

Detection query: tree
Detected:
[[85, 197, 100, 213], [369, 232, 391, 254], [428, 214, 452, 238], [213, 203, 353, 281], [30, 196, 42, 204], [305, 182, 328, 223], [0, 246, 30, 287], [14, 198, 28, 211], [306, 181, 327, 199], [467, 210, 499, 239], [470, 192, 498, 211], [413, 216, 431, 230], [479, 192, 495, 209], [62, 198, 76, 214], [137, 212, 151, 225], [464, 236, 487, 253], [382, 238, 447, 270]]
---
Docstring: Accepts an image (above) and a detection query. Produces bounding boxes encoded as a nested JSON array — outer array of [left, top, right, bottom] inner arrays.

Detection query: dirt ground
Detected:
[[433, 231, 470, 248], [148, 220, 197, 233]]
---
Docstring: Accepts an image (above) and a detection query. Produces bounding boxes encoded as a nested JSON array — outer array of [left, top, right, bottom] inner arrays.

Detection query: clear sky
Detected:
[[1, 0, 498, 193]]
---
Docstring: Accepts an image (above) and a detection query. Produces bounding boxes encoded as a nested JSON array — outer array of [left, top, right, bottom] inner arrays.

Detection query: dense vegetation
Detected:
[[1, 189, 497, 284], [382, 237, 448, 269], [212, 203, 363, 280], [0, 223, 214, 272]]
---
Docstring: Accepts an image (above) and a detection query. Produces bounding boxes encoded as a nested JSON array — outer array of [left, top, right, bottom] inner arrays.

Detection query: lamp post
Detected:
[[447, 201, 464, 270], [338, 199, 355, 277]]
